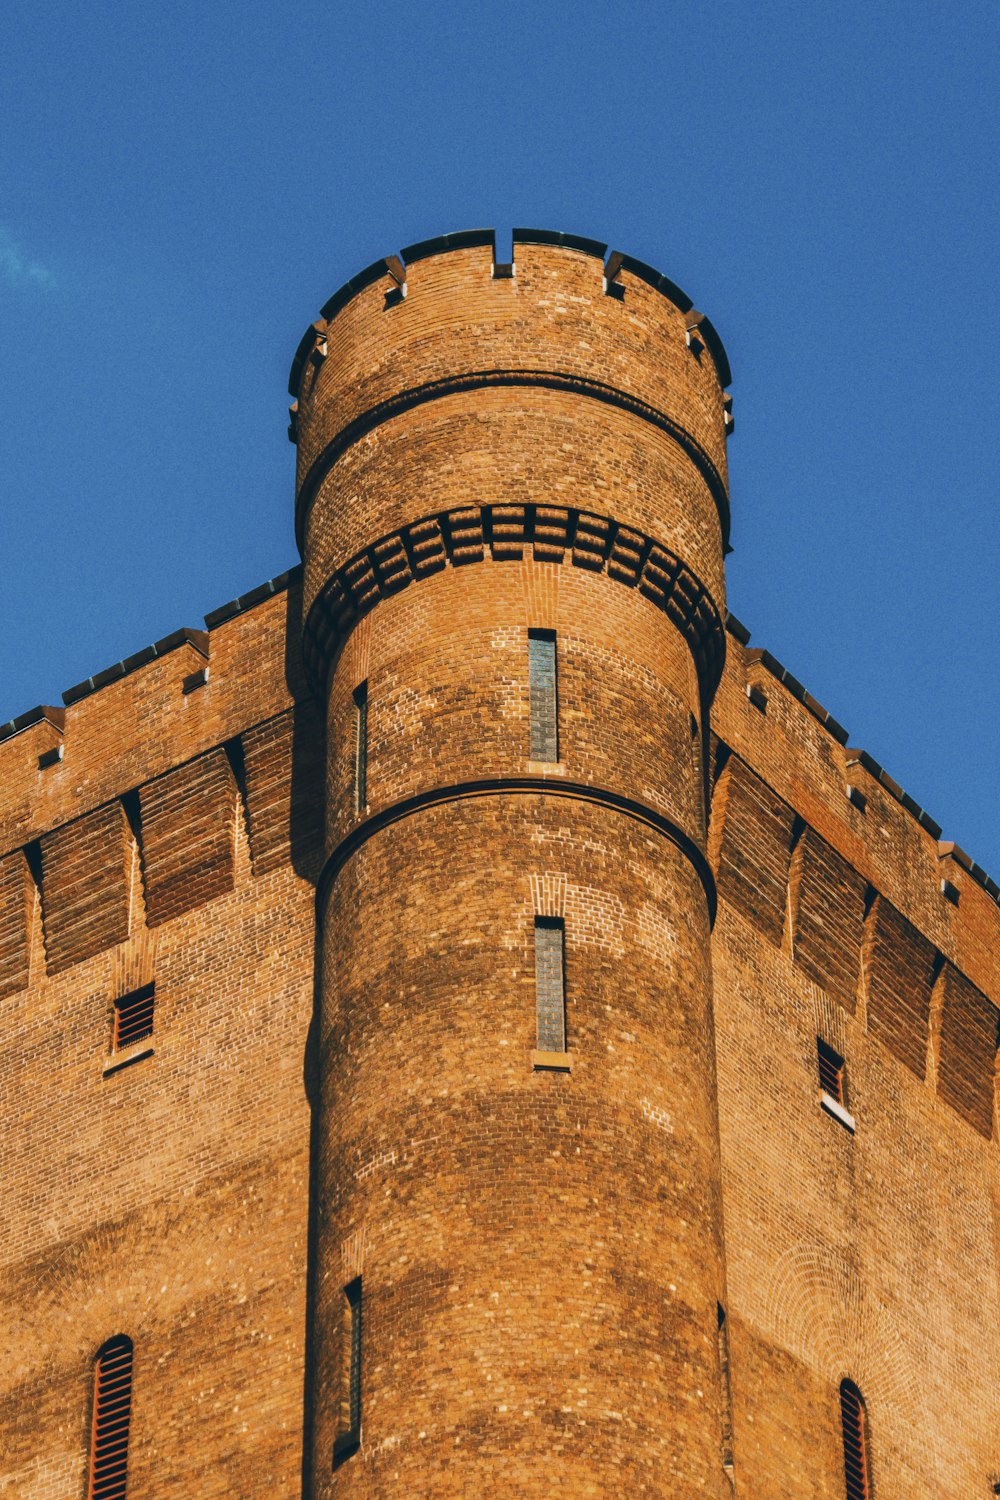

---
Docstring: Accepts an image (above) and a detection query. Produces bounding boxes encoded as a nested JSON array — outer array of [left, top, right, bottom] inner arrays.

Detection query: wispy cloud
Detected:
[[0, 226, 56, 290]]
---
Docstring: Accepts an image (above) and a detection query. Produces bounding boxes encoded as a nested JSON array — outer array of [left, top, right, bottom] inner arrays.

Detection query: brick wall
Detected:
[[0, 589, 324, 1498], [1, 235, 997, 1499], [710, 621, 1000, 1496], [300, 237, 733, 1495]]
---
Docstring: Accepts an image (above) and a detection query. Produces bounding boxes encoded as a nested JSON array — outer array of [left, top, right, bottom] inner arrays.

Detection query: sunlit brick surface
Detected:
[[1, 236, 997, 1498]]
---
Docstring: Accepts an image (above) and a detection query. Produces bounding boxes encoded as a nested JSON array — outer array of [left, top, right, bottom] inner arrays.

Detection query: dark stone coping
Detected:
[[0, 704, 65, 745], [288, 322, 326, 397], [287, 228, 730, 394], [203, 567, 300, 628], [616, 254, 694, 315], [725, 611, 751, 645], [845, 748, 944, 842], [937, 841, 1000, 900], [293, 368, 732, 553], [400, 228, 496, 264], [695, 315, 731, 389], [316, 777, 717, 927], [318, 258, 395, 328], [512, 227, 608, 259], [62, 628, 209, 707], [746, 647, 849, 746]]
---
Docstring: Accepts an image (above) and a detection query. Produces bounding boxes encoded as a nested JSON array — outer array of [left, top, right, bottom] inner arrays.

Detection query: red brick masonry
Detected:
[[1, 231, 996, 1497]]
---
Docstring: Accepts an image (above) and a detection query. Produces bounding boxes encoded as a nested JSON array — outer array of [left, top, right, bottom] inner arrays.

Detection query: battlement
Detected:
[[288, 228, 730, 398], [722, 612, 999, 910], [287, 232, 734, 601]]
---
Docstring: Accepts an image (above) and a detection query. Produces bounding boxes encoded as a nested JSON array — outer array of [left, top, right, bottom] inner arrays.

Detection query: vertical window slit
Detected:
[[840, 1379, 872, 1500], [528, 629, 558, 763], [334, 1277, 363, 1465], [717, 1304, 735, 1477], [353, 682, 368, 813], [88, 1335, 133, 1500], [534, 916, 566, 1053]]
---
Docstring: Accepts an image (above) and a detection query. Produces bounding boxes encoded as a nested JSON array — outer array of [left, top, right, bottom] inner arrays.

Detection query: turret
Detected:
[[292, 229, 734, 1495]]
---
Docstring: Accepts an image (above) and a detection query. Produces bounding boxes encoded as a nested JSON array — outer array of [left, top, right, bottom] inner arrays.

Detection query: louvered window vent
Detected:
[[114, 986, 155, 1050], [840, 1379, 871, 1500], [817, 1038, 845, 1103], [88, 1335, 134, 1499]]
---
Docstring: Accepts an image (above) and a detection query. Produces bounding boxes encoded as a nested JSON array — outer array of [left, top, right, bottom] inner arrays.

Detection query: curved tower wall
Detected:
[[294, 232, 733, 1496]]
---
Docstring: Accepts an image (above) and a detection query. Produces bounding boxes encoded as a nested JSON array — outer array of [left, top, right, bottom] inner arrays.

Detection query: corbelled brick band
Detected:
[[298, 235, 733, 1495], [301, 502, 726, 698]]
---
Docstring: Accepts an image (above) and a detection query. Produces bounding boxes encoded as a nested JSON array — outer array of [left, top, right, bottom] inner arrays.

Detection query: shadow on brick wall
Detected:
[[283, 573, 325, 1494]]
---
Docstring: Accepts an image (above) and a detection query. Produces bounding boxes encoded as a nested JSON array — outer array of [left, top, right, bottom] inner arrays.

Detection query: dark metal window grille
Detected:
[[818, 1038, 846, 1104], [528, 630, 558, 762], [534, 917, 566, 1052], [840, 1380, 871, 1500], [114, 986, 154, 1051], [353, 682, 368, 812], [88, 1335, 133, 1500]]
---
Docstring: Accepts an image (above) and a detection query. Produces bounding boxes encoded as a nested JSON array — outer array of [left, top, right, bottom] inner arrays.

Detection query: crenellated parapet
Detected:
[[0, 577, 324, 1006], [288, 232, 733, 650], [2, 231, 999, 1497], [710, 612, 1000, 1148]]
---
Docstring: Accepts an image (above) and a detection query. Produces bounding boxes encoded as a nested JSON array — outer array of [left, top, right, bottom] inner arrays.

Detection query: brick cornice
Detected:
[[301, 501, 726, 699], [316, 777, 717, 926], [294, 368, 731, 551]]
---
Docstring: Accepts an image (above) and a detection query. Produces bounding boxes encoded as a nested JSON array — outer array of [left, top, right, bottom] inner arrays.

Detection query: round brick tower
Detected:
[[291, 229, 734, 1497]]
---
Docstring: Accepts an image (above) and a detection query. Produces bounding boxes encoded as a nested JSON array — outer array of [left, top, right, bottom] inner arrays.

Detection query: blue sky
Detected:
[[2, 0, 997, 872]]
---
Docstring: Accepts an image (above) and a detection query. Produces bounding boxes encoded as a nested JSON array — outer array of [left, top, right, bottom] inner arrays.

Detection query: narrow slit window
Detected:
[[334, 1277, 363, 1464], [534, 916, 566, 1053], [114, 985, 154, 1051], [840, 1379, 872, 1500], [817, 1038, 846, 1105], [88, 1335, 134, 1500], [353, 682, 368, 813], [717, 1304, 735, 1476], [528, 629, 558, 763]]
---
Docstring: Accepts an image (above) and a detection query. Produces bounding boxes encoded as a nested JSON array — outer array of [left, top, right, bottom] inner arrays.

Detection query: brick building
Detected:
[[1, 230, 997, 1497]]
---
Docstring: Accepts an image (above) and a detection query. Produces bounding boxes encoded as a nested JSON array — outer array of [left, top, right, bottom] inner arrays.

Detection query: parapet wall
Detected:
[[0, 579, 323, 1005], [288, 233, 733, 697], [711, 613, 1000, 1145]]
